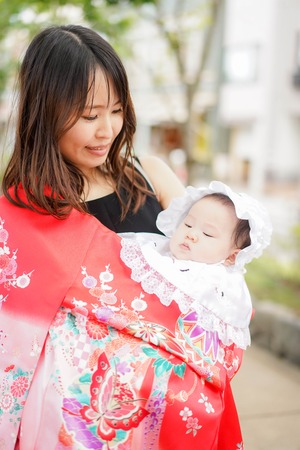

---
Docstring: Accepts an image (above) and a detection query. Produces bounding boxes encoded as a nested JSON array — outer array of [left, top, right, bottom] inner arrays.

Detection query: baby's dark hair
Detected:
[[205, 193, 251, 249]]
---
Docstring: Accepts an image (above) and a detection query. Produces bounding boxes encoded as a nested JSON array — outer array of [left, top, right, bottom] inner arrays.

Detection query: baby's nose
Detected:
[[186, 231, 198, 243]]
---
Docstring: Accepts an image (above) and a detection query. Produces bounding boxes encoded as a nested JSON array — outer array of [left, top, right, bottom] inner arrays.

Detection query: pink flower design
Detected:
[[4, 258, 17, 276], [0, 228, 9, 242], [116, 361, 131, 375], [0, 271, 6, 283], [82, 275, 97, 289], [0, 218, 32, 291], [53, 309, 68, 326], [165, 389, 176, 405], [100, 292, 118, 305], [86, 317, 109, 340], [108, 314, 128, 330], [0, 393, 13, 411], [89, 286, 103, 298], [186, 417, 200, 429], [95, 306, 114, 322], [186, 416, 202, 436], [224, 349, 234, 366], [0, 254, 10, 269], [10, 376, 29, 397]]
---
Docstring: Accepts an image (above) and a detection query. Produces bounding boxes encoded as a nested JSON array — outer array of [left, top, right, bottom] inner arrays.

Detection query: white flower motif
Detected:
[[99, 264, 114, 283], [131, 297, 147, 311], [198, 392, 214, 413], [0, 294, 7, 306], [82, 275, 97, 288], [100, 292, 118, 305], [0, 228, 9, 243], [72, 299, 87, 308], [179, 406, 193, 421], [101, 283, 112, 291], [16, 274, 31, 288], [205, 402, 215, 414], [198, 393, 208, 404]]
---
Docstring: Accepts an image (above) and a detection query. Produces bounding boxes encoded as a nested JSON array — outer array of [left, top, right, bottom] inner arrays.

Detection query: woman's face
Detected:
[[58, 68, 124, 177]]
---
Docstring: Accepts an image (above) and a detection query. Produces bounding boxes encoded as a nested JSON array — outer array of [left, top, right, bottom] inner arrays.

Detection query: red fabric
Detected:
[[0, 191, 244, 449]]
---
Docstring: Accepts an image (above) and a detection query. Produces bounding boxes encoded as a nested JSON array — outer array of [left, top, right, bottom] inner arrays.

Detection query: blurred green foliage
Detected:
[[0, 0, 132, 39], [246, 225, 300, 315], [0, 0, 156, 95]]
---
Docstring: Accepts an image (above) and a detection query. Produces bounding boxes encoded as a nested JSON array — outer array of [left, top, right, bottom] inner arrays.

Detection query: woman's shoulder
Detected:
[[138, 155, 185, 209]]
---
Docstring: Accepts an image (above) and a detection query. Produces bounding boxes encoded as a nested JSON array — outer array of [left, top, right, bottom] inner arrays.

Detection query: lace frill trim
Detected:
[[120, 239, 250, 349]]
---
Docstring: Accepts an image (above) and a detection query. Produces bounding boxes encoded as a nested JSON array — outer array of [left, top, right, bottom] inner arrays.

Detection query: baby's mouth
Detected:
[[180, 242, 190, 250]]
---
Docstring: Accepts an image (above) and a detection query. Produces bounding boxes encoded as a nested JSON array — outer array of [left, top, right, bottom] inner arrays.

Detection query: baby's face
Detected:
[[169, 196, 239, 264]]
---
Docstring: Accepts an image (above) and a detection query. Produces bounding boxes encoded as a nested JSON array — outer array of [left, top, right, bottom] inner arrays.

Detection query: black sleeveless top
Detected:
[[86, 187, 163, 234]]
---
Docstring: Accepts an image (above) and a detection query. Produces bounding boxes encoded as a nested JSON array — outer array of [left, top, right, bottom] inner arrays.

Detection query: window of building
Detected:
[[222, 45, 259, 83]]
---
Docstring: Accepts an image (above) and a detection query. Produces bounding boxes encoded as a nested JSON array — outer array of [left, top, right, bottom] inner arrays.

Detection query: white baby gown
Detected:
[[120, 181, 272, 351], [120, 232, 252, 350]]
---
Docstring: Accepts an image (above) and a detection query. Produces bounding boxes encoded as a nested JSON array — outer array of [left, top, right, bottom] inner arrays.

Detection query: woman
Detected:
[[0, 25, 244, 449], [2, 25, 184, 231]]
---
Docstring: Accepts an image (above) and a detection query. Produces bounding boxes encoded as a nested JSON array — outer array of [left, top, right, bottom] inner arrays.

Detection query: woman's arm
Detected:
[[139, 155, 186, 209]]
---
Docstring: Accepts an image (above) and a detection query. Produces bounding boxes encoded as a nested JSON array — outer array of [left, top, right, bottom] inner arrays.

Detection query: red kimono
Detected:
[[0, 189, 244, 449]]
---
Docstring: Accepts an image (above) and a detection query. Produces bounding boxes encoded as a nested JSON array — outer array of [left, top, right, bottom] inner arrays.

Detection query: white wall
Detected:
[[219, 0, 300, 191]]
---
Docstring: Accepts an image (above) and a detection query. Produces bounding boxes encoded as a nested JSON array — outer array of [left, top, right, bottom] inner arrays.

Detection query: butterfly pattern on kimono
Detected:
[[61, 352, 149, 446]]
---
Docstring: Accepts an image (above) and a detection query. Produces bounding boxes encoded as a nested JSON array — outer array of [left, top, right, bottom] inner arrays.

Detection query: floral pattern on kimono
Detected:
[[0, 190, 244, 450], [43, 261, 243, 449]]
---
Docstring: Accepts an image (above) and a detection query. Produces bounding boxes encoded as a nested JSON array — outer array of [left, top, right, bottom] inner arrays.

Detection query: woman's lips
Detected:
[[85, 145, 109, 156]]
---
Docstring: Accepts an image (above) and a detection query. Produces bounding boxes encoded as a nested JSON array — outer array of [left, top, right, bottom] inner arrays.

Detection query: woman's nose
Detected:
[[95, 115, 113, 138]]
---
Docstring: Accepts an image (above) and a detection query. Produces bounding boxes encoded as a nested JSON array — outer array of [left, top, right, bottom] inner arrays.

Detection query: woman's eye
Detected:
[[82, 115, 98, 121], [112, 107, 123, 114]]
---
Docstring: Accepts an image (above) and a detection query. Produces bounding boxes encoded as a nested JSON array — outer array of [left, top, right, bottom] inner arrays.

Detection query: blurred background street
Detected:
[[232, 344, 300, 450]]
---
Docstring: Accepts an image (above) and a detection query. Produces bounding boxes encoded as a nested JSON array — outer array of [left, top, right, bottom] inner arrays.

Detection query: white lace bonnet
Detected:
[[156, 180, 272, 271]]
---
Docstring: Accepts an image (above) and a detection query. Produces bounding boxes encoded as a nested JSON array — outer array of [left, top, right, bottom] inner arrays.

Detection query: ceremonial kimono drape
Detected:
[[0, 189, 244, 449]]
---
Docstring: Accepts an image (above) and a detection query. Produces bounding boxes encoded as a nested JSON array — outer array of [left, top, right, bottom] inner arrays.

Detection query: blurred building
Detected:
[[1, 0, 299, 200], [218, 0, 300, 194], [129, 0, 300, 198]]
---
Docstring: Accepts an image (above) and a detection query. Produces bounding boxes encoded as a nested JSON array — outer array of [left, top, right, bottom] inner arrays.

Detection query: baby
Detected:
[[168, 191, 251, 266], [120, 181, 272, 350]]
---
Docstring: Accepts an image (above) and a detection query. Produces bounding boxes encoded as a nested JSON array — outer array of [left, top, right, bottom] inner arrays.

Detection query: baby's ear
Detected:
[[224, 249, 240, 266]]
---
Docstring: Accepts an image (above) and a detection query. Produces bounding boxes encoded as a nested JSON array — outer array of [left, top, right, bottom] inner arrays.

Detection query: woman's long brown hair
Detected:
[[2, 25, 152, 219]]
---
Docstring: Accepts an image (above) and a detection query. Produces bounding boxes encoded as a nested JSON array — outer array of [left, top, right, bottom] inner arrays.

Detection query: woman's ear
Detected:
[[224, 249, 240, 266]]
